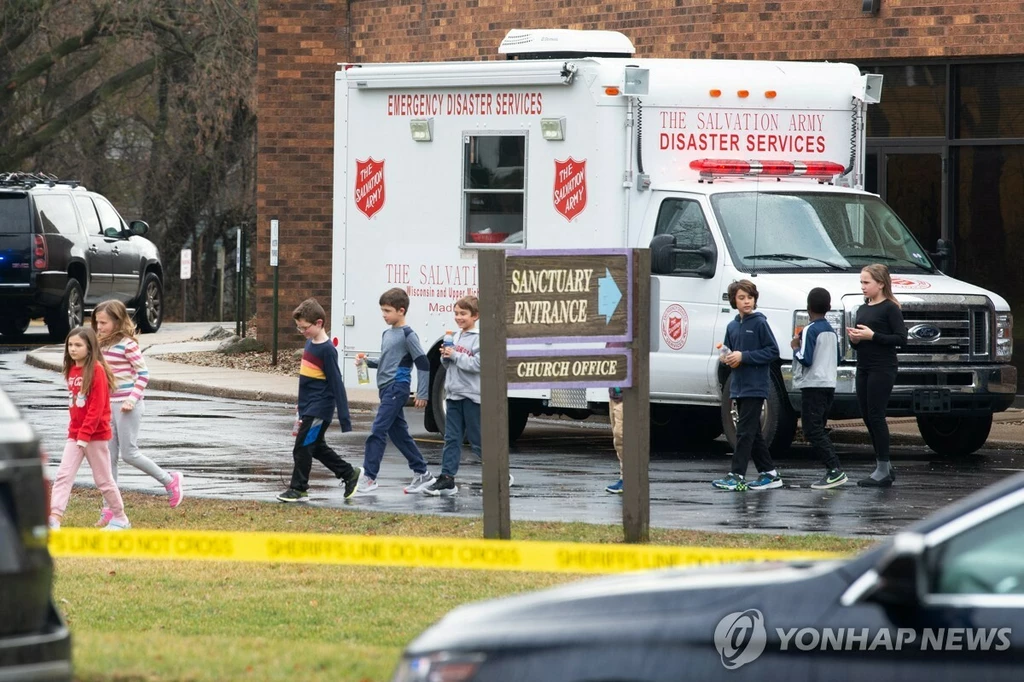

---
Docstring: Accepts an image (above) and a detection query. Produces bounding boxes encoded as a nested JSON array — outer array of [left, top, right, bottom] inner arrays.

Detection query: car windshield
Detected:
[[710, 191, 936, 273]]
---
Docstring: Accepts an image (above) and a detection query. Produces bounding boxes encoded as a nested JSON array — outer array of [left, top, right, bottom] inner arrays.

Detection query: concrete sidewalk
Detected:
[[24, 321, 1024, 449]]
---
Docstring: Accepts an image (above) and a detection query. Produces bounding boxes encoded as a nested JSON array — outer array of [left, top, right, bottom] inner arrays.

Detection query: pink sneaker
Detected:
[[95, 508, 113, 527], [166, 471, 184, 508]]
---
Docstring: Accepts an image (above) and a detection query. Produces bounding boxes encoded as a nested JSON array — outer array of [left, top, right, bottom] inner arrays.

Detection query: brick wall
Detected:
[[257, 0, 1024, 342]]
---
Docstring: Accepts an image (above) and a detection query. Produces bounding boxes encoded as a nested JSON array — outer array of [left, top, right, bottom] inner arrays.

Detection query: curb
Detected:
[[24, 351, 381, 411]]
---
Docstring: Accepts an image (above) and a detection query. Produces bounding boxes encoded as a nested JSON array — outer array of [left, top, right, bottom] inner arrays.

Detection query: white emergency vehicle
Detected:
[[331, 29, 1016, 456]]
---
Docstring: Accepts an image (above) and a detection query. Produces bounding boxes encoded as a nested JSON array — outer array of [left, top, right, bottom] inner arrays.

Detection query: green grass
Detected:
[[54, 492, 877, 681]]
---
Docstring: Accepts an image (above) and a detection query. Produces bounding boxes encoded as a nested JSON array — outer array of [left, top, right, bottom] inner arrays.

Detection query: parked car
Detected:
[[394, 473, 1024, 681], [0, 172, 163, 340], [0, 384, 72, 680]]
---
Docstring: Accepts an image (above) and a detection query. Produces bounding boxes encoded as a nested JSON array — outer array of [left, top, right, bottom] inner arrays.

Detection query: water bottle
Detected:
[[291, 409, 301, 437], [717, 343, 730, 359], [355, 353, 370, 385], [443, 330, 455, 350]]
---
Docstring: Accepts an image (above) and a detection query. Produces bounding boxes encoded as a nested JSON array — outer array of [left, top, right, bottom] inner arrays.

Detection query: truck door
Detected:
[[72, 195, 114, 304], [92, 196, 140, 302], [647, 195, 727, 398]]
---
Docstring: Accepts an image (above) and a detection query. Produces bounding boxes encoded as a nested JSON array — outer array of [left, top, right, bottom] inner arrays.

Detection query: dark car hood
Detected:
[[406, 560, 846, 655]]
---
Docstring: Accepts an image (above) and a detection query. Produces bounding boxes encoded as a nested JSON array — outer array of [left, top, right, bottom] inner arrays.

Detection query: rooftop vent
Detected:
[[499, 29, 635, 60]]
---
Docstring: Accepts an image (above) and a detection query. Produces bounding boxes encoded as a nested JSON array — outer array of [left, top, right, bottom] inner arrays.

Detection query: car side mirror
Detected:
[[103, 227, 121, 239], [649, 234, 718, 279], [129, 220, 149, 237], [845, 532, 926, 607], [930, 238, 954, 273]]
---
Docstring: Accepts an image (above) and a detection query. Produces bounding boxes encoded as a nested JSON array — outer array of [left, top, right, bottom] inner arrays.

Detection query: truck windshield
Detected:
[[710, 191, 936, 273]]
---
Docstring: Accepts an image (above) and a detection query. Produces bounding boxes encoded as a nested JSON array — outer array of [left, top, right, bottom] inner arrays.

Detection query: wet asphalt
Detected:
[[3, 343, 1024, 538]]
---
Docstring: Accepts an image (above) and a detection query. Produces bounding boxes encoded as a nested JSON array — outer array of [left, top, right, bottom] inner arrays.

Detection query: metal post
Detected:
[[240, 226, 247, 338], [235, 228, 242, 337], [479, 249, 510, 540], [622, 249, 651, 543]]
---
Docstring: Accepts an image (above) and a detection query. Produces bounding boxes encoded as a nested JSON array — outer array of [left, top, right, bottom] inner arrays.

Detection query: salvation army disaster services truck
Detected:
[[331, 28, 1016, 457]]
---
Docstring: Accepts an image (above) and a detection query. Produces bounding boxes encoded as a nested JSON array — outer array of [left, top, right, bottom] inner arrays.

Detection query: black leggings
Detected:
[[856, 368, 897, 461]]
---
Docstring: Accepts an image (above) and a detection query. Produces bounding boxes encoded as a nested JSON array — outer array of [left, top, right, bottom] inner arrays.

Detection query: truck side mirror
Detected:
[[129, 220, 149, 237], [649, 234, 718, 279], [930, 238, 954, 273]]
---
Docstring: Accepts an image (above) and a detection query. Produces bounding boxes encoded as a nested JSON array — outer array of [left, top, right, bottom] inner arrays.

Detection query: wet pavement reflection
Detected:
[[3, 349, 1023, 538]]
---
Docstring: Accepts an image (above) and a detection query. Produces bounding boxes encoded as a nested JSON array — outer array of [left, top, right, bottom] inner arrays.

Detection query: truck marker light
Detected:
[[737, 90, 749, 98], [604, 86, 620, 96], [765, 90, 777, 99], [689, 159, 845, 179], [709, 89, 722, 97]]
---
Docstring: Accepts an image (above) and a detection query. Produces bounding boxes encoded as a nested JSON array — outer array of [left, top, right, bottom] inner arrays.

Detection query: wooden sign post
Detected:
[[479, 248, 650, 542]]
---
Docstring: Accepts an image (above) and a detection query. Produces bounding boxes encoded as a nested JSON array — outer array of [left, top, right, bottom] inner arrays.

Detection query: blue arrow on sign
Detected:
[[598, 268, 622, 324]]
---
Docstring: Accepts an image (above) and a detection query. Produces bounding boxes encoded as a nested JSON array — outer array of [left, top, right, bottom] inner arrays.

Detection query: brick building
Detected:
[[257, 1, 1024, 375]]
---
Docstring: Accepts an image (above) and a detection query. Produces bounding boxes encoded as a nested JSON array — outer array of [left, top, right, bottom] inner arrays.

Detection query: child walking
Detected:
[[605, 387, 625, 494], [424, 295, 480, 496], [355, 287, 435, 494], [92, 300, 182, 525], [49, 327, 130, 531], [791, 288, 847, 489], [277, 298, 362, 502], [712, 280, 784, 492]]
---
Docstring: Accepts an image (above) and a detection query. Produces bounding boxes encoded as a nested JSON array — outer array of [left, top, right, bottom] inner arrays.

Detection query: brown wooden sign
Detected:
[[507, 350, 631, 388], [505, 250, 632, 341]]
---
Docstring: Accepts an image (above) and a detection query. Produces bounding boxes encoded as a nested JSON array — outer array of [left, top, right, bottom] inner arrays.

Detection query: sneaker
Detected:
[[712, 473, 747, 491], [95, 508, 113, 528], [748, 472, 784, 491], [342, 467, 364, 499], [276, 488, 309, 503], [166, 471, 184, 508], [509, 473, 514, 487], [811, 469, 848, 490], [404, 472, 436, 494], [423, 474, 458, 497], [48, 516, 61, 531], [605, 479, 624, 494], [356, 477, 379, 495], [104, 518, 131, 531]]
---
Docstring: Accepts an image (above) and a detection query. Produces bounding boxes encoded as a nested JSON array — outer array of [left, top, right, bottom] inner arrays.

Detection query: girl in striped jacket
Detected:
[[92, 300, 183, 526]]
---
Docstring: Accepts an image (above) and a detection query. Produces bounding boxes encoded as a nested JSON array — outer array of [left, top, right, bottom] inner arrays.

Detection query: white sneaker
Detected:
[[355, 477, 379, 495], [404, 472, 436, 494], [48, 516, 61, 531], [509, 473, 515, 487]]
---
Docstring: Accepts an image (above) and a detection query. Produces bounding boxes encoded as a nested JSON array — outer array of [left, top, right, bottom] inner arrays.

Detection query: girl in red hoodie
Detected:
[[48, 327, 130, 531]]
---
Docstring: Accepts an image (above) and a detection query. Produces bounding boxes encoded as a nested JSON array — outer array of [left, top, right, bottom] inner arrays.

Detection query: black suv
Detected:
[[0, 384, 72, 680], [0, 172, 163, 340]]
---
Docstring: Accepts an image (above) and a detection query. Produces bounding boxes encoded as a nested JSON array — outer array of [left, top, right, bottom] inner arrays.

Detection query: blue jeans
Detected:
[[440, 398, 481, 477], [362, 382, 428, 480]]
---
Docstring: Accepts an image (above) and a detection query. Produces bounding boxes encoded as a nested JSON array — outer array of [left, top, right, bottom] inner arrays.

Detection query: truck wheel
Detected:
[[135, 272, 163, 333], [45, 279, 83, 340], [720, 373, 796, 457], [0, 314, 30, 338], [916, 414, 992, 457], [429, 363, 529, 444]]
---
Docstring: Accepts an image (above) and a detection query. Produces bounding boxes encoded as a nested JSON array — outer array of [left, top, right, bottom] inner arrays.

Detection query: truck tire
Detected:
[[0, 314, 30, 338], [916, 414, 992, 457], [135, 272, 163, 333], [720, 372, 797, 457], [429, 363, 528, 444], [45, 279, 83, 340]]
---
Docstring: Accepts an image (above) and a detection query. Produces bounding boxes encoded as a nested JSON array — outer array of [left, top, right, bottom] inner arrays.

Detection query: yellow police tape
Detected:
[[48, 528, 844, 574]]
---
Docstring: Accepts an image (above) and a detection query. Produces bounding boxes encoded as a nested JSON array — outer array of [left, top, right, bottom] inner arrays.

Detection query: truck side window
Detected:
[[463, 135, 525, 247], [34, 194, 81, 237], [74, 196, 103, 236], [654, 199, 712, 273], [93, 196, 126, 235]]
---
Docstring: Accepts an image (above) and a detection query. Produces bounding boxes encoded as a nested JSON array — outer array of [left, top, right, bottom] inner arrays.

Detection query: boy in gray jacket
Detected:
[[424, 295, 481, 496], [792, 287, 847, 489]]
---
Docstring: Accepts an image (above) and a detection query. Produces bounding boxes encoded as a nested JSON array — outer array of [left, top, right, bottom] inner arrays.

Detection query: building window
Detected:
[[462, 135, 525, 247], [866, 65, 946, 138], [955, 62, 1024, 139]]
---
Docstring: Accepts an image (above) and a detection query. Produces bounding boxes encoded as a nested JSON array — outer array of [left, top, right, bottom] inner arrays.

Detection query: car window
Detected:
[[0, 194, 32, 233], [93, 196, 126, 234], [33, 194, 81, 236], [654, 199, 713, 273], [929, 504, 1024, 595], [74, 196, 103, 236]]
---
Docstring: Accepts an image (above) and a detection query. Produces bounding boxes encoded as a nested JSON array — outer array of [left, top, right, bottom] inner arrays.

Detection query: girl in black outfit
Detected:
[[847, 264, 907, 487]]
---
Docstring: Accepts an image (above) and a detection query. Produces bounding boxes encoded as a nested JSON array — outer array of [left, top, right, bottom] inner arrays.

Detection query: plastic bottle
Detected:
[[716, 342, 730, 357], [443, 330, 455, 350], [355, 353, 370, 385], [291, 409, 301, 436]]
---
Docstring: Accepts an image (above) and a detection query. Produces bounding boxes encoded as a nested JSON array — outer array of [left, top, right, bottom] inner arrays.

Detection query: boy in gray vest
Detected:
[[792, 287, 847, 489]]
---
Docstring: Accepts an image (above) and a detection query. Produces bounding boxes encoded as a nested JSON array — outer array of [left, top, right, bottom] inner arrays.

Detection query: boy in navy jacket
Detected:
[[713, 280, 783, 491]]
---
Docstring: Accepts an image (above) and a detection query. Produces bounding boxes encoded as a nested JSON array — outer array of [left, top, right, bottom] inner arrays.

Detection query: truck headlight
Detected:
[[392, 652, 485, 682], [996, 313, 1013, 360]]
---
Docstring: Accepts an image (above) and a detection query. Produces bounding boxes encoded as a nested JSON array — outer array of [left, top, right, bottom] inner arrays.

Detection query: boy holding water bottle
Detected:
[[276, 298, 362, 503]]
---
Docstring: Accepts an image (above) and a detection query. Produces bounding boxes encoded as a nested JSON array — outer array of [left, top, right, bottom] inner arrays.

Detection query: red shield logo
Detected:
[[553, 158, 587, 222], [354, 158, 386, 219], [660, 304, 689, 350]]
